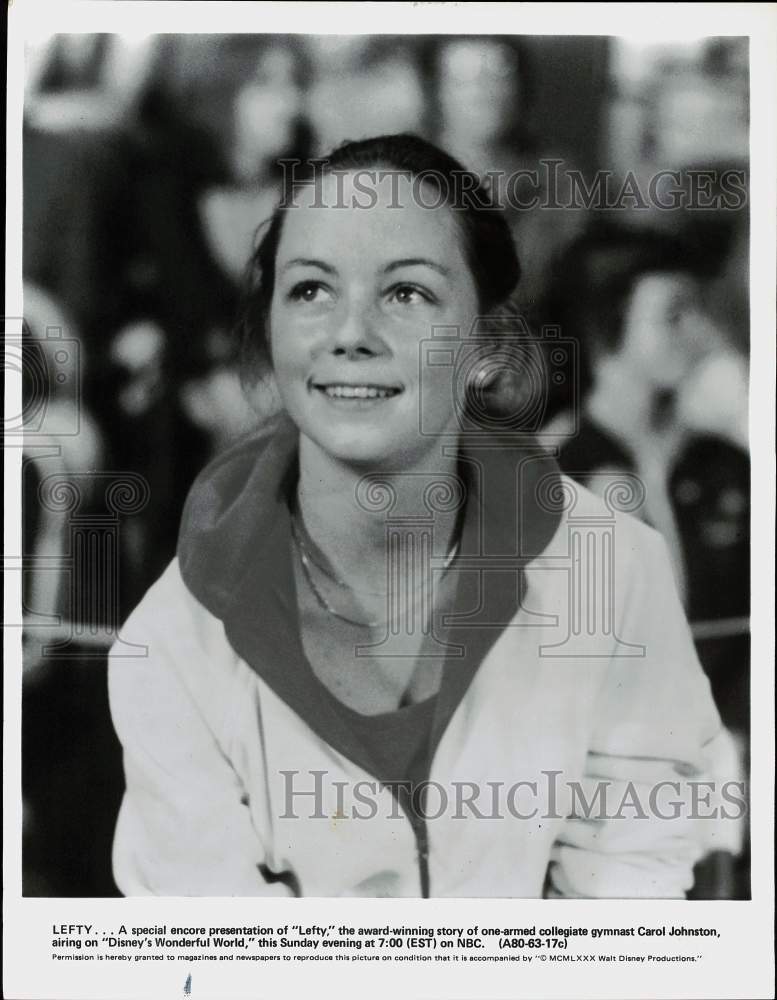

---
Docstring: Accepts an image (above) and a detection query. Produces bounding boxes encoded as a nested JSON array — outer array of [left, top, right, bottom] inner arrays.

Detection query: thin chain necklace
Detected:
[[290, 513, 459, 629]]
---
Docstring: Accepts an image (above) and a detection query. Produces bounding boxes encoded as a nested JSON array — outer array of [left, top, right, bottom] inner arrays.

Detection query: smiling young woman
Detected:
[[108, 134, 733, 899]]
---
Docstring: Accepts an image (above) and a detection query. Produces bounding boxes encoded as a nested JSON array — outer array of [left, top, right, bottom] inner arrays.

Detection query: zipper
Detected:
[[415, 818, 431, 898], [395, 781, 431, 898]]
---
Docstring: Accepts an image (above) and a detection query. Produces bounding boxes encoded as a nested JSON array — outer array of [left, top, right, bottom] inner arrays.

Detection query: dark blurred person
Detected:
[[306, 36, 425, 152], [21, 287, 124, 898], [552, 225, 749, 733], [113, 37, 309, 372], [551, 224, 749, 897], [21, 285, 104, 658], [25, 33, 155, 132], [427, 35, 585, 311], [90, 38, 311, 604]]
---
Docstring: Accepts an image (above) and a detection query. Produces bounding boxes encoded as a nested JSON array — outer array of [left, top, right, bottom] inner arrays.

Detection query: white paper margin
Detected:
[[4, 3, 775, 999]]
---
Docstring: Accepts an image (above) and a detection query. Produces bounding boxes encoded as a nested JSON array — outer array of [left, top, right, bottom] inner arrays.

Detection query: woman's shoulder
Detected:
[[111, 558, 246, 716], [544, 472, 667, 559], [121, 557, 221, 634], [536, 475, 679, 633]]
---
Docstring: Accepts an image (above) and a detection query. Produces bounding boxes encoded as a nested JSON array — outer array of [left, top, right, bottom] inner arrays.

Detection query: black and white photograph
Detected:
[[4, 3, 775, 999]]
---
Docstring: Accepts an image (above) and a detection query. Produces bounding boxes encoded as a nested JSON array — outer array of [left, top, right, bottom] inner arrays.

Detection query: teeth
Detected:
[[322, 385, 397, 399]]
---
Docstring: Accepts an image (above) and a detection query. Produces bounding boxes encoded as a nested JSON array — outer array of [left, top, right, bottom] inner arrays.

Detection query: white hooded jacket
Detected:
[[109, 419, 734, 897]]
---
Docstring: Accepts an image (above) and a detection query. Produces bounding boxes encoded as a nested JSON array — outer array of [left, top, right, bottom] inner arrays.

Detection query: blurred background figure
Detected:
[[25, 32, 156, 133], [306, 36, 425, 151], [432, 35, 529, 173], [426, 35, 589, 312], [21, 31, 749, 898], [20, 286, 123, 898], [90, 37, 310, 603], [23, 33, 153, 378], [552, 226, 748, 668], [549, 225, 749, 897], [197, 40, 311, 282], [22, 286, 104, 661]]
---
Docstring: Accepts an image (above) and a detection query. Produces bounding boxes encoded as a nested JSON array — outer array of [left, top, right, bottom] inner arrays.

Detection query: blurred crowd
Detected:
[[20, 33, 749, 896]]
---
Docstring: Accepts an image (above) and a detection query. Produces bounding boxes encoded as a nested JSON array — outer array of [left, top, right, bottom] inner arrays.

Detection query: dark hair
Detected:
[[548, 222, 717, 358], [541, 222, 719, 409], [238, 132, 522, 385]]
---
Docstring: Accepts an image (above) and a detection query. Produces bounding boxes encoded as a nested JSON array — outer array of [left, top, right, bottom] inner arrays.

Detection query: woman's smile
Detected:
[[310, 379, 404, 405]]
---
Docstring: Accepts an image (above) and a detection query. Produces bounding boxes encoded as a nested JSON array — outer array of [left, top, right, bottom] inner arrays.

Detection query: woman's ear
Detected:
[[240, 368, 284, 423]]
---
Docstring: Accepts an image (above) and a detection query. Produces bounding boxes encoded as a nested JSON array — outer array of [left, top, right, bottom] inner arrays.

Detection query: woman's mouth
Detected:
[[312, 383, 403, 401]]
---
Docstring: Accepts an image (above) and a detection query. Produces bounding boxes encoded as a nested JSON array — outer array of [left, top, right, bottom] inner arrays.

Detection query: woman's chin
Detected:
[[304, 428, 429, 470], [316, 436, 403, 468]]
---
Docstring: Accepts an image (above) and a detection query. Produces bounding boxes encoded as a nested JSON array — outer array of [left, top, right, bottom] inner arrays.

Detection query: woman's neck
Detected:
[[295, 435, 462, 594]]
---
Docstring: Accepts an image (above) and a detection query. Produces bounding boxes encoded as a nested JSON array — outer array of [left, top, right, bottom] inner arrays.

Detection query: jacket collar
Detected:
[[178, 414, 562, 777]]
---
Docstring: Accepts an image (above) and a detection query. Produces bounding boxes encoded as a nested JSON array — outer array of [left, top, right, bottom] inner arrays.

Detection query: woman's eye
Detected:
[[288, 281, 332, 304], [387, 284, 433, 306]]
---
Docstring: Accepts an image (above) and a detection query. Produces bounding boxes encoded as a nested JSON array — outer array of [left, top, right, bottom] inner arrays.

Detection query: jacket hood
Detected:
[[178, 415, 300, 621], [179, 415, 562, 618], [177, 414, 563, 774]]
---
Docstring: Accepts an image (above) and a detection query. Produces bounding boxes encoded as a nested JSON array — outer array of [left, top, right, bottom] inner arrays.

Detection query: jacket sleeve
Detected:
[[546, 526, 738, 898], [108, 562, 292, 896]]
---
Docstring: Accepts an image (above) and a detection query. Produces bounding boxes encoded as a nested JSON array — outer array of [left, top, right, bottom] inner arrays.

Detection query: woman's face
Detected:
[[269, 170, 480, 467], [437, 39, 519, 146], [617, 272, 713, 390], [232, 49, 302, 177]]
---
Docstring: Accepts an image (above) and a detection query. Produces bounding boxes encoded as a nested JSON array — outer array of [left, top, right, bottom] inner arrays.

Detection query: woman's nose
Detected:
[[330, 301, 385, 358]]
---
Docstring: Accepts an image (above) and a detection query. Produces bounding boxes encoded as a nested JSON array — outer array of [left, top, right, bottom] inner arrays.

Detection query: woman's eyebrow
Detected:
[[383, 258, 450, 277], [280, 258, 337, 275]]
